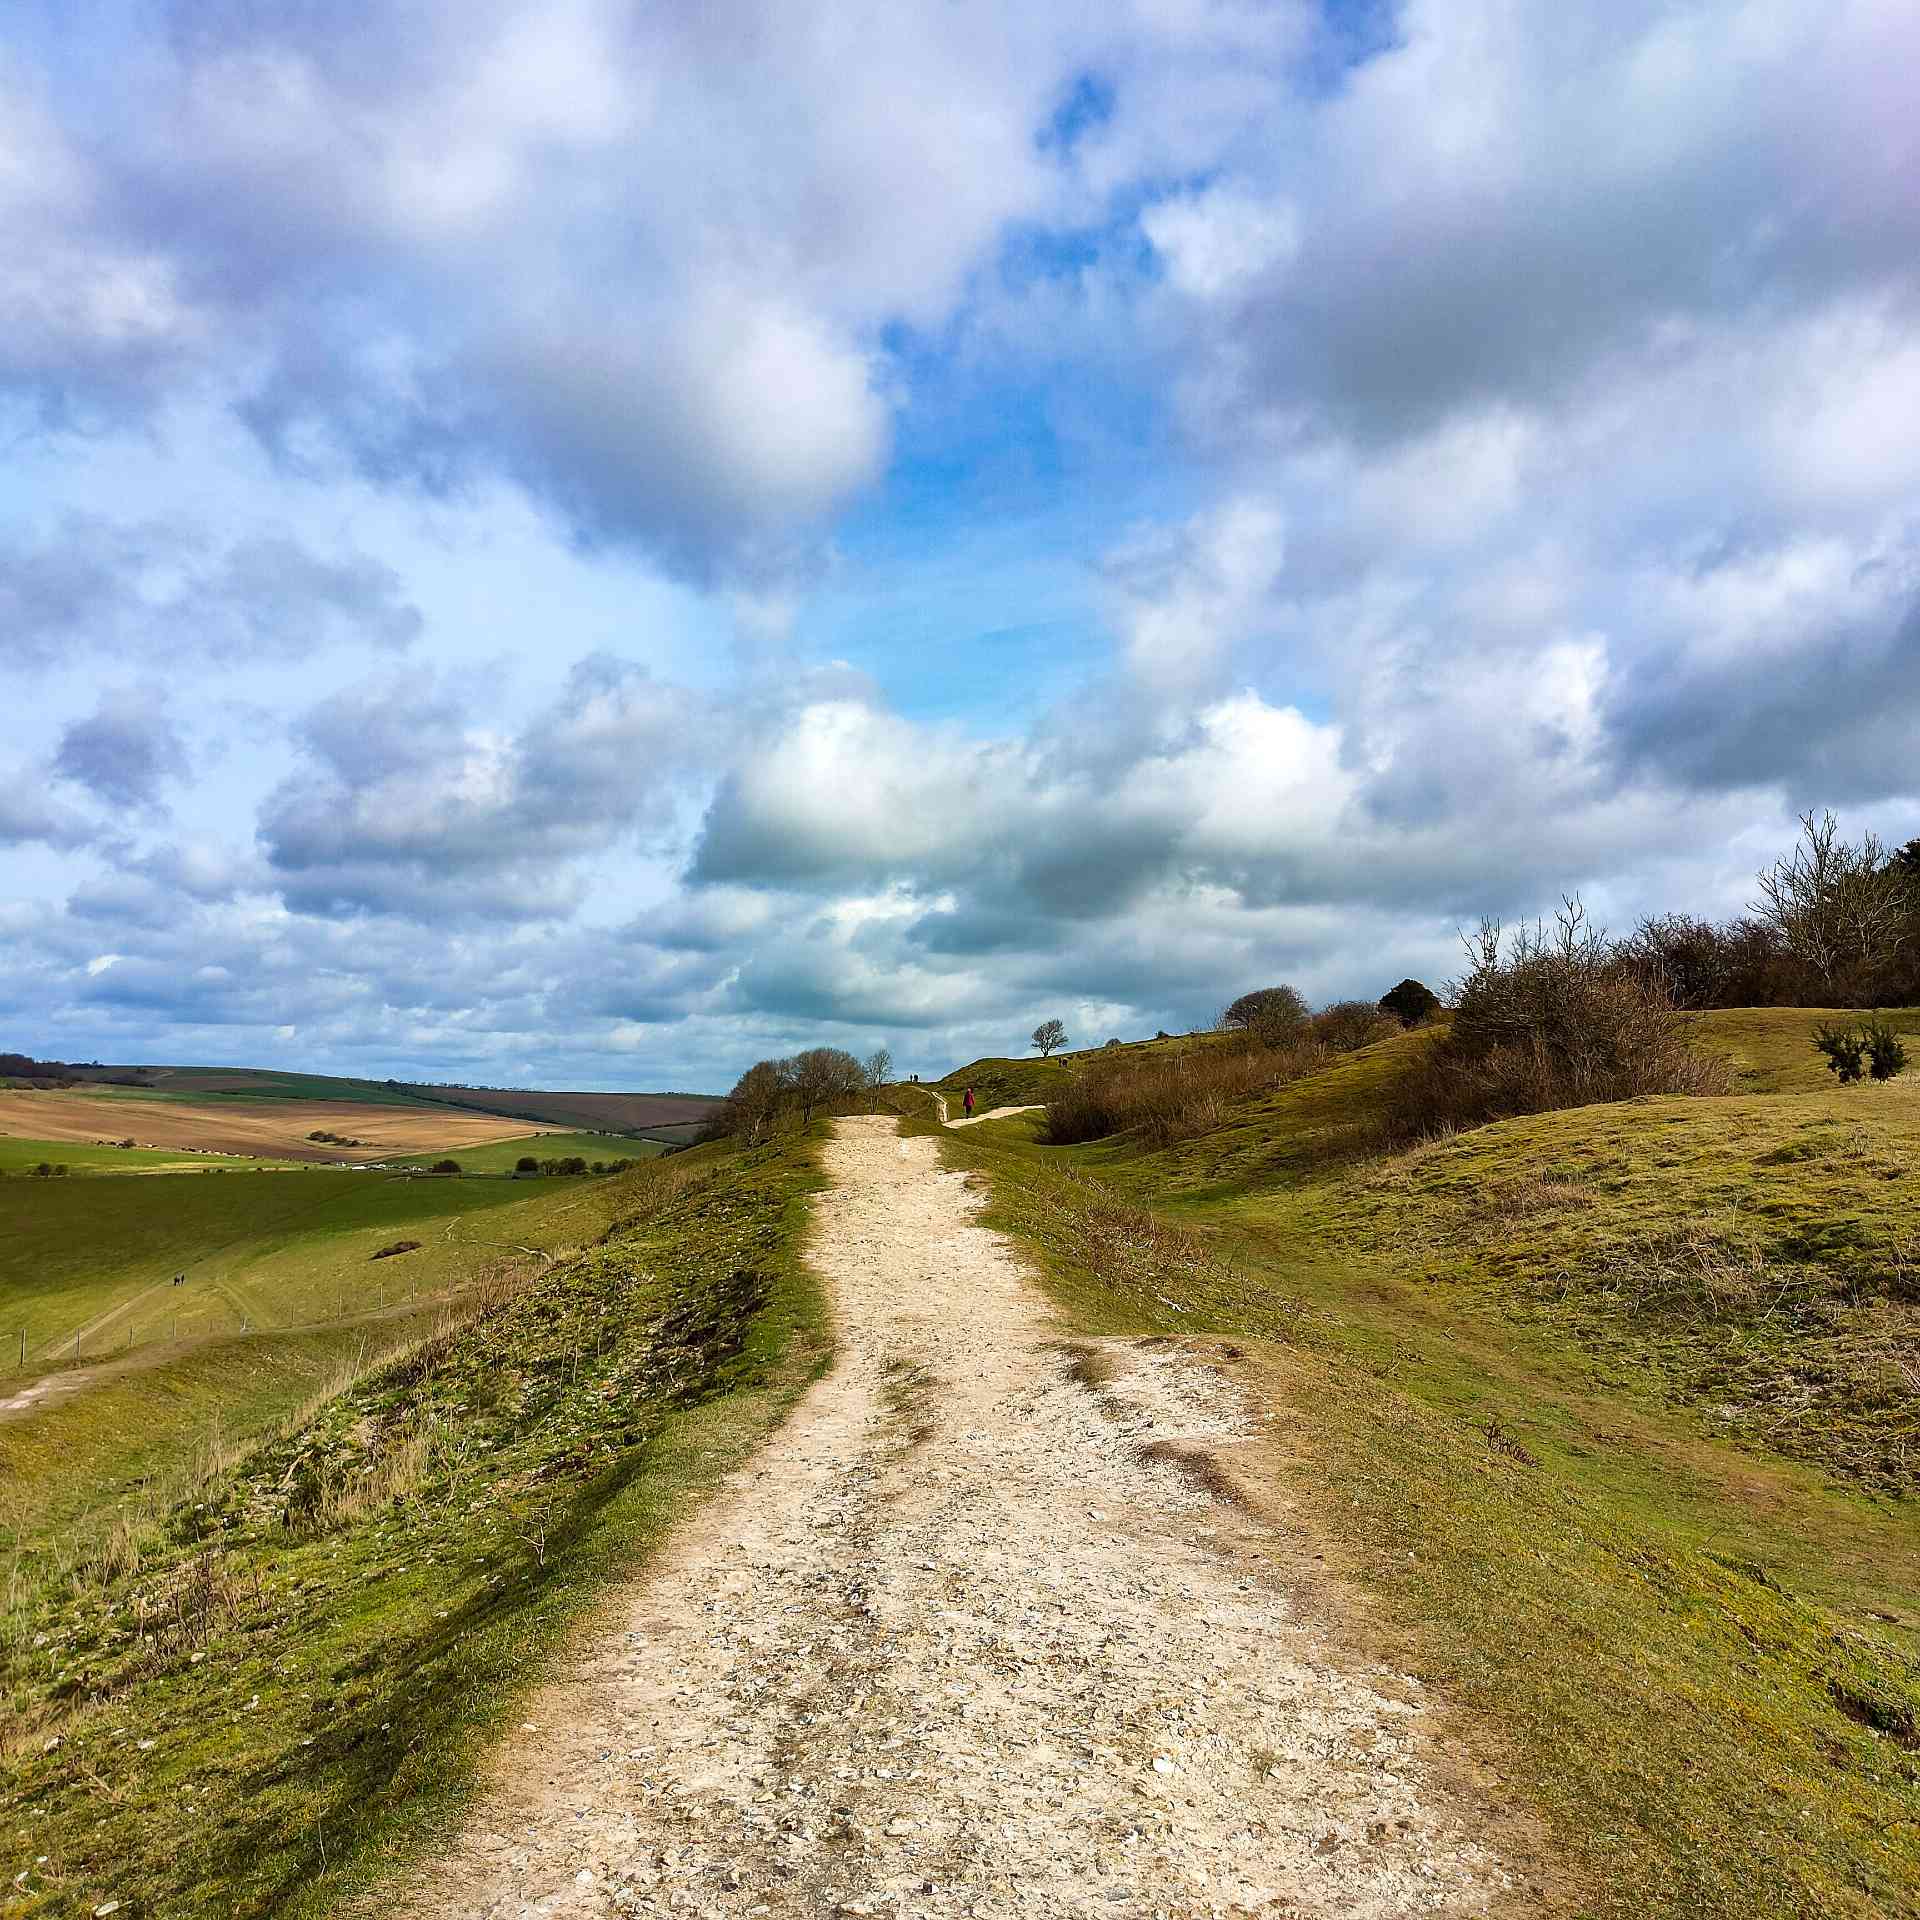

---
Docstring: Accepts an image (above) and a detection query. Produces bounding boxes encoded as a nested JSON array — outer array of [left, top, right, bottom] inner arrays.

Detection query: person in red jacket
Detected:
[[963, 1086, 975, 1118]]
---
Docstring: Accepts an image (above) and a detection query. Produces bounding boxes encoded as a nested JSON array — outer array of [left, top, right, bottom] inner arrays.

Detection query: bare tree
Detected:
[[1751, 811, 1914, 1004], [1031, 1018, 1068, 1058], [863, 1047, 893, 1107], [1219, 985, 1309, 1046], [715, 1059, 792, 1144], [790, 1046, 865, 1122]]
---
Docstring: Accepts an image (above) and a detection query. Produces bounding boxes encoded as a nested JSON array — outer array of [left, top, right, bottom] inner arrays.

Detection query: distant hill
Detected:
[[58, 1063, 723, 1140], [403, 1084, 719, 1141]]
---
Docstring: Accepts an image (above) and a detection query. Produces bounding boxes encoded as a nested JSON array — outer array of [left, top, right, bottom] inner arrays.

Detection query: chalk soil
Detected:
[[404, 1115, 1524, 1917]]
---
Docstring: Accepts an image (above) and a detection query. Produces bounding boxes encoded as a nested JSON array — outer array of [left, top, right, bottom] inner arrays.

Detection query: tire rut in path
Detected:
[[406, 1115, 1521, 1918]]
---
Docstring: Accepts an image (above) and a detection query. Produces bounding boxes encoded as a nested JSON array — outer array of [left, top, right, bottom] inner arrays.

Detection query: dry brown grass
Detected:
[[1042, 1036, 1332, 1146]]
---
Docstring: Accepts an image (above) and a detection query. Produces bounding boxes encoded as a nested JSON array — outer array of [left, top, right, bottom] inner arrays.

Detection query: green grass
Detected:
[[1692, 1007, 1920, 1095], [923, 1008, 1920, 1919], [383, 1131, 669, 1174], [0, 1169, 641, 1366], [0, 1131, 831, 1919]]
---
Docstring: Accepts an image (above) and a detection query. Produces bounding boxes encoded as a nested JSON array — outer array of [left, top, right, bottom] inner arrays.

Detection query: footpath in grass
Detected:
[[916, 1071, 1920, 1920], [0, 1132, 830, 1919]]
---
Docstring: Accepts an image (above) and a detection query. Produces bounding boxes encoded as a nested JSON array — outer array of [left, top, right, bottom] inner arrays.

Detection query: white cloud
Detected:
[[1105, 496, 1286, 690]]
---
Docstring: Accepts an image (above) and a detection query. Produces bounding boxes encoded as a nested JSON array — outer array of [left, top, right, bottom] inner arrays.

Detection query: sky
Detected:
[[2, 0, 1918, 1092]]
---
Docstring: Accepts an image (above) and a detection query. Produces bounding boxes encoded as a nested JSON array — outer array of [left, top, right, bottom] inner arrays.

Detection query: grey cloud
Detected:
[[0, 763, 92, 849], [55, 688, 190, 809], [1608, 593, 1920, 804], [1155, 2, 1920, 450], [0, 517, 423, 668], [259, 657, 707, 921]]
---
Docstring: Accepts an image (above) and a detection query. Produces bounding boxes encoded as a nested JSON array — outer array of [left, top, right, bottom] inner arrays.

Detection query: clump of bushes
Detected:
[[1393, 899, 1727, 1137], [706, 1046, 887, 1144], [1379, 978, 1441, 1026], [370, 1240, 422, 1261], [429, 1159, 462, 1175], [1814, 1018, 1909, 1084]]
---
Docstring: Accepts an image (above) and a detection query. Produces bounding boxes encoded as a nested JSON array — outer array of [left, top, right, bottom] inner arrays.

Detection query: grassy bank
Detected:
[[1, 1131, 830, 1918], [922, 1012, 1920, 1919]]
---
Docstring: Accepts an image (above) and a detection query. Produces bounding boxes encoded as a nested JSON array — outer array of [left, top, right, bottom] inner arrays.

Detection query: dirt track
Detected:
[[406, 1115, 1522, 1918]]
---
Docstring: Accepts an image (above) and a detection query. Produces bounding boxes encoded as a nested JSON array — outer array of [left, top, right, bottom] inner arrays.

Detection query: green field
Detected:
[[0, 1166, 644, 1366], [921, 1007, 1920, 1920], [384, 1131, 670, 1174], [0, 1136, 288, 1176], [68, 1067, 443, 1107]]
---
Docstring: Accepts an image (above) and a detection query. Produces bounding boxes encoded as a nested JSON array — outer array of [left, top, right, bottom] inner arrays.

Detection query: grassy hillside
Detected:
[[935, 1029, 1221, 1109], [1693, 1005, 1920, 1095], [0, 1132, 830, 1919], [66, 1067, 443, 1106], [0, 1167, 640, 1365], [923, 1006, 1920, 1919]]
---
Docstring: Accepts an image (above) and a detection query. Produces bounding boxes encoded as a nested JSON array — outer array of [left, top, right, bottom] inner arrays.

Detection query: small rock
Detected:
[[1151, 1756, 1175, 1775]]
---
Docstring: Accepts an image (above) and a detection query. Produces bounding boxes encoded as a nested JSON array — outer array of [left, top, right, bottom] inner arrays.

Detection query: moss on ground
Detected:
[[0, 1133, 829, 1919]]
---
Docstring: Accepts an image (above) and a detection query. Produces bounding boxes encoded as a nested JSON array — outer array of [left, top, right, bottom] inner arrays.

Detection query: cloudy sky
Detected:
[[3, 0, 1917, 1090]]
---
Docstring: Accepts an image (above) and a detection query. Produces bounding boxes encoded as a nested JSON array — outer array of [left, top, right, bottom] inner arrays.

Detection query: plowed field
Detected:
[[0, 1091, 563, 1163]]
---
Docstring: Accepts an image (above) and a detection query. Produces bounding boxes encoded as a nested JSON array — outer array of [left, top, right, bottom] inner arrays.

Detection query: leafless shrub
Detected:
[[1393, 898, 1728, 1138], [1752, 810, 1915, 1006]]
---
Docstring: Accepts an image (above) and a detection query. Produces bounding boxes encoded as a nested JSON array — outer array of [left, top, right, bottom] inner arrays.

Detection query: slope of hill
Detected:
[[921, 1007, 1920, 1919], [68, 1065, 443, 1105], [0, 1164, 638, 1365], [0, 1133, 829, 1917], [935, 1029, 1223, 1110]]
